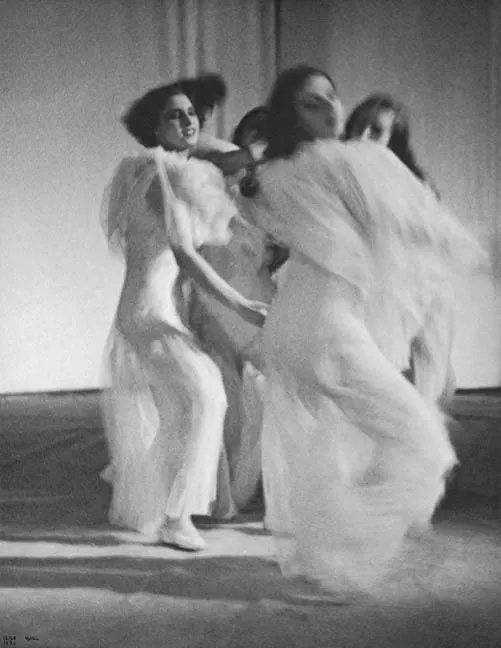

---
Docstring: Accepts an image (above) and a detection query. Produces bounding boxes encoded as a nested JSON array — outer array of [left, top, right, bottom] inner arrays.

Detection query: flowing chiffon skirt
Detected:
[[101, 326, 227, 536], [261, 257, 457, 593]]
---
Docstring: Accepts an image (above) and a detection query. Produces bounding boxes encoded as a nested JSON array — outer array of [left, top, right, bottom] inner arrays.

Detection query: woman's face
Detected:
[[294, 74, 344, 140], [155, 93, 200, 151], [361, 109, 395, 147]]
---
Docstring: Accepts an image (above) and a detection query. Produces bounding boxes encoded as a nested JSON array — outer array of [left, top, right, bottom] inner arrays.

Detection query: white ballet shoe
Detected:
[[158, 518, 207, 552]]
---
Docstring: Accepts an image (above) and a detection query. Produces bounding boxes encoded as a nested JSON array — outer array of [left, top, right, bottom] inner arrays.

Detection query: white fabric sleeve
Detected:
[[100, 156, 156, 253]]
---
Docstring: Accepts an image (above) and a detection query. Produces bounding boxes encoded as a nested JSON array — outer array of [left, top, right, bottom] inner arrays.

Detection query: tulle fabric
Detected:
[[100, 150, 236, 535], [242, 140, 486, 381], [238, 139, 485, 594], [261, 258, 456, 592], [101, 148, 235, 256]]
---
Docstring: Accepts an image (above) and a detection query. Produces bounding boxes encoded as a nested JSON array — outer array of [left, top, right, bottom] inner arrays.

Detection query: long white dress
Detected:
[[100, 149, 235, 536], [239, 140, 485, 593]]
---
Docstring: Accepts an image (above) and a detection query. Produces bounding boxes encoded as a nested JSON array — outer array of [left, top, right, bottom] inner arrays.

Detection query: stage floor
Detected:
[[1, 391, 501, 647], [1, 492, 501, 648]]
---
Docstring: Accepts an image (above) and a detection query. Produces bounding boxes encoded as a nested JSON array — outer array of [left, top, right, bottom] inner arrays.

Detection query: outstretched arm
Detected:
[[195, 132, 263, 176], [173, 243, 267, 329], [151, 152, 268, 327], [200, 149, 254, 177]]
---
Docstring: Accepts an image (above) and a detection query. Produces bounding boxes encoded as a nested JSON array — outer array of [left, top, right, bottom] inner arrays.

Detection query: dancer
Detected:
[[231, 65, 484, 596], [100, 75, 267, 551], [344, 93, 454, 407], [189, 106, 285, 516], [344, 92, 436, 191], [231, 106, 290, 282]]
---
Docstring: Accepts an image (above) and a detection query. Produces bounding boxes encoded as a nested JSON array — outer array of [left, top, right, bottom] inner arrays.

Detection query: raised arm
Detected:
[[195, 132, 264, 177]]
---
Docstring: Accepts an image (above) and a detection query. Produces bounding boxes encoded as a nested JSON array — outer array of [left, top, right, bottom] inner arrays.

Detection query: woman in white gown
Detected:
[[233, 65, 485, 595], [190, 107, 288, 516], [189, 214, 275, 517], [344, 92, 455, 409], [100, 77, 267, 551]]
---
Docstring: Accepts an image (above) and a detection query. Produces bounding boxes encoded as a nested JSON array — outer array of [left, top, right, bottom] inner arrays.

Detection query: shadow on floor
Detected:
[[0, 554, 288, 602], [0, 532, 126, 546]]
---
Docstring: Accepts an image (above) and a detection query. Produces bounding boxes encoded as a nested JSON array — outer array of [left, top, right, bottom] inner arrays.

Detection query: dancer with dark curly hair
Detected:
[[100, 75, 267, 551]]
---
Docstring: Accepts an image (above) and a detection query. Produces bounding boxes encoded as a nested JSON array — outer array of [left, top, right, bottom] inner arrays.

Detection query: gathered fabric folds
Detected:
[[101, 328, 228, 534], [239, 140, 486, 594], [100, 149, 235, 535]]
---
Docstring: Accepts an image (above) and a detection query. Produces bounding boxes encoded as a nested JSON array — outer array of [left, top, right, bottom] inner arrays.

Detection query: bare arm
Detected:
[[173, 244, 267, 328], [200, 149, 254, 176], [195, 133, 263, 176], [151, 151, 267, 327]]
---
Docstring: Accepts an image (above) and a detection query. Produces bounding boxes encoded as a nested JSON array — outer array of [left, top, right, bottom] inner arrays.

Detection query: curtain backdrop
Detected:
[[491, 0, 501, 281], [0, 0, 498, 391], [279, 0, 501, 387], [0, 0, 276, 393]]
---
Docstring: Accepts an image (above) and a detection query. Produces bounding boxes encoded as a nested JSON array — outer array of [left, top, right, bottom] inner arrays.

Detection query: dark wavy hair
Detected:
[[265, 64, 337, 160], [232, 106, 269, 147], [233, 105, 290, 274], [343, 93, 429, 184], [122, 74, 227, 148]]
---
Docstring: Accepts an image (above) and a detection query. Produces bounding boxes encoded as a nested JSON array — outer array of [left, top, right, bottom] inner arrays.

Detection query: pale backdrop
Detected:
[[0, 0, 276, 393], [279, 0, 501, 387], [1, 0, 499, 392]]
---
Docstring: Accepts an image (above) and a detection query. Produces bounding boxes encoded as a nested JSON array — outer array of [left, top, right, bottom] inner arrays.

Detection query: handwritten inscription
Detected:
[[2, 635, 40, 645], [2, 637, 16, 647]]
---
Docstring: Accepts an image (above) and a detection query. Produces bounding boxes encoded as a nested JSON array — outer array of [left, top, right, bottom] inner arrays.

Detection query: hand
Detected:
[[247, 139, 267, 162]]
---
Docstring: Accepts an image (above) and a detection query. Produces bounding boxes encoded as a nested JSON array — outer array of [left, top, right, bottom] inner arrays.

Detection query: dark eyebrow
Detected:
[[305, 92, 336, 102], [164, 105, 194, 117]]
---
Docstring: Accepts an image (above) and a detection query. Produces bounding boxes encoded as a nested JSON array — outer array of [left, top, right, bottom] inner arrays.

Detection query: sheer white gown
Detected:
[[239, 140, 486, 593], [100, 149, 235, 536]]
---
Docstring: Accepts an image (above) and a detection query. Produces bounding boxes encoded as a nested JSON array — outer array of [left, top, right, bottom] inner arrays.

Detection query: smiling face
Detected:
[[154, 93, 200, 152], [294, 74, 344, 141]]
